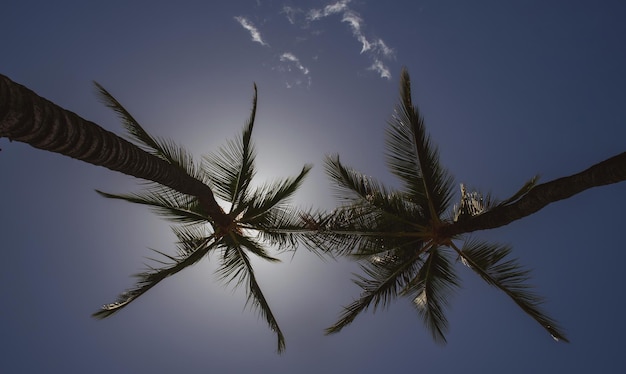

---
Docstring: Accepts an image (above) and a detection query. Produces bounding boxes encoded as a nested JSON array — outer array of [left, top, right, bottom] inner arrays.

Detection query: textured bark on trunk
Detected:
[[0, 74, 231, 229], [441, 152, 626, 237]]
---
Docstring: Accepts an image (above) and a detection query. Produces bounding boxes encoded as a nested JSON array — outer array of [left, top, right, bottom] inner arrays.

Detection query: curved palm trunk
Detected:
[[441, 152, 626, 237], [0, 74, 231, 229]]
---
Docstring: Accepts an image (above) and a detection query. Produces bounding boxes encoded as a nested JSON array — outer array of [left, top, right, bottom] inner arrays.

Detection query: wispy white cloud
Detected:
[[368, 59, 391, 79], [341, 10, 370, 53], [279, 52, 311, 88], [234, 0, 394, 87], [305, 0, 395, 79], [280, 53, 310, 75], [308, 0, 350, 20], [234, 16, 269, 46], [282, 6, 301, 25], [373, 38, 395, 58]]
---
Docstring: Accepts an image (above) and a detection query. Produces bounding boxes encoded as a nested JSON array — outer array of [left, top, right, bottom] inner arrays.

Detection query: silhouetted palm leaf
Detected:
[[386, 68, 454, 219], [242, 164, 312, 222], [93, 84, 312, 353], [218, 234, 285, 352], [93, 232, 218, 319], [95, 82, 204, 181], [318, 67, 566, 346], [202, 86, 257, 210], [95, 189, 207, 224], [454, 239, 568, 342], [402, 246, 459, 343], [325, 250, 423, 334]]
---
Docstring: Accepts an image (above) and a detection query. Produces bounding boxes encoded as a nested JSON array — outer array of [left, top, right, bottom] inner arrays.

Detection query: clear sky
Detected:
[[2, 1, 626, 373]]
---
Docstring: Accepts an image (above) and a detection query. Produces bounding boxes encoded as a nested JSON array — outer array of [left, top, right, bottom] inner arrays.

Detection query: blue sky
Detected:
[[2, 1, 626, 373]]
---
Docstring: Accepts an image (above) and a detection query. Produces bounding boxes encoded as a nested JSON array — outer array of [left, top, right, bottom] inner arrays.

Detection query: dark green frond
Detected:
[[402, 247, 459, 344], [150, 136, 205, 182], [241, 164, 312, 222], [249, 207, 317, 251], [325, 154, 386, 203], [325, 249, 423, 334], [202, 85, 258, 210], [233, 233, 280, 263], [216, 238, 286, 353], [325, 154, 426, 227], [300, 206, 428, 258], [94, 82, 160, 154], [172, 225, 215, 255], [95, 83, 201, 179], [386, 68, 455, 219], [455, 239, 568, 342], [95, 189, 208, 225], [93, 235, 217, 319]]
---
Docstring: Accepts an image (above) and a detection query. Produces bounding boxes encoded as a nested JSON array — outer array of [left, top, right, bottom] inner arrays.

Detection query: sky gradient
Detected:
[[2, 1, 626, 373]]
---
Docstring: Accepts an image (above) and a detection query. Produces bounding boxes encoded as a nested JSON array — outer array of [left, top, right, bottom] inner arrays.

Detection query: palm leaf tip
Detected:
[[404, 248, 459, 344], [92, 300, 128, 319], [387, 68, 454, 217], [218, 242, 286, 353], [455, 239, 569, 343]]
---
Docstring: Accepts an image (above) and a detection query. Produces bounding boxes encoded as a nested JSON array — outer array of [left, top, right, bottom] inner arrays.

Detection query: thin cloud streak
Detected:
[[307, 0, 350, 20], [305, 0, 395, 79], [282, 6, 301, 25], [368, 59, 391, 79], [279, 52, 311, 88], [280, 53, 310, 76], [234, 16, 269, 46]]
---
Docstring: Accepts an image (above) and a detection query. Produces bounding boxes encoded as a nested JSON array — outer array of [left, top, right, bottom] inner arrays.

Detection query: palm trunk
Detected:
[[0, 74, 231, 229], [441, 152, 626, 237]]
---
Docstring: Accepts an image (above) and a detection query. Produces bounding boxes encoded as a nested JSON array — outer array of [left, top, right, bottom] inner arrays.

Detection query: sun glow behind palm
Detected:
[[91, 83, 314, 353]]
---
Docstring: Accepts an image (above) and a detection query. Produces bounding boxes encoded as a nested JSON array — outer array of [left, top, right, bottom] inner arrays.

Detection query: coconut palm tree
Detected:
[[0, 74, 312, 353], [303, 68, 625, 344], [2, 72, 625, 347], [91, 83, 313, 354], [0, 74, 231, 229]]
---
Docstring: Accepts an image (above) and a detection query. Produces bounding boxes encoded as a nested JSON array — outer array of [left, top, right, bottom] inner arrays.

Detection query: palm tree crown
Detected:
[[304, 68, 569, 343], [91, 84, 312, 353]]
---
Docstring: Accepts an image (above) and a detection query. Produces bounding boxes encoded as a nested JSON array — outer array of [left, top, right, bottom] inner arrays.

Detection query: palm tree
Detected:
[[303, 68, 624, 344], [2, 72, 625, 347], [91, 83, 312, 353], [0, 74, 313, 353], [0, 74, 230, 229]]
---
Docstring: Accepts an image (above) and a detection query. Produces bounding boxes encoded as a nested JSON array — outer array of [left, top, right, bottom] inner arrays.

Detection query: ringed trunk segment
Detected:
[[0, 74, 231, 229], [441, 152, 626, 237]]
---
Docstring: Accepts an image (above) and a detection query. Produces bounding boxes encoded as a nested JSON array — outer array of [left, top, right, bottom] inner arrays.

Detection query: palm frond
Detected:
[[325, 248, 423, 334], [248, 206, 317, 251], [300, 205, 428, 258], [386, 68, 455, 219], [95, 82, 203, 180], [454, 239, 569, 342], [202, 86, 258, 209], [93, 234, 217, 319], [172, 225, 215, 255], [402, 246, 459, 344], [216, 235, 286, 353], [235, 233, 281, 263], [95, 189, 208, 225], [150, 136, 205, 182], [240, 164, 312, 222], [325, 154, 426, 227], [94, 82, 160, 154]]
